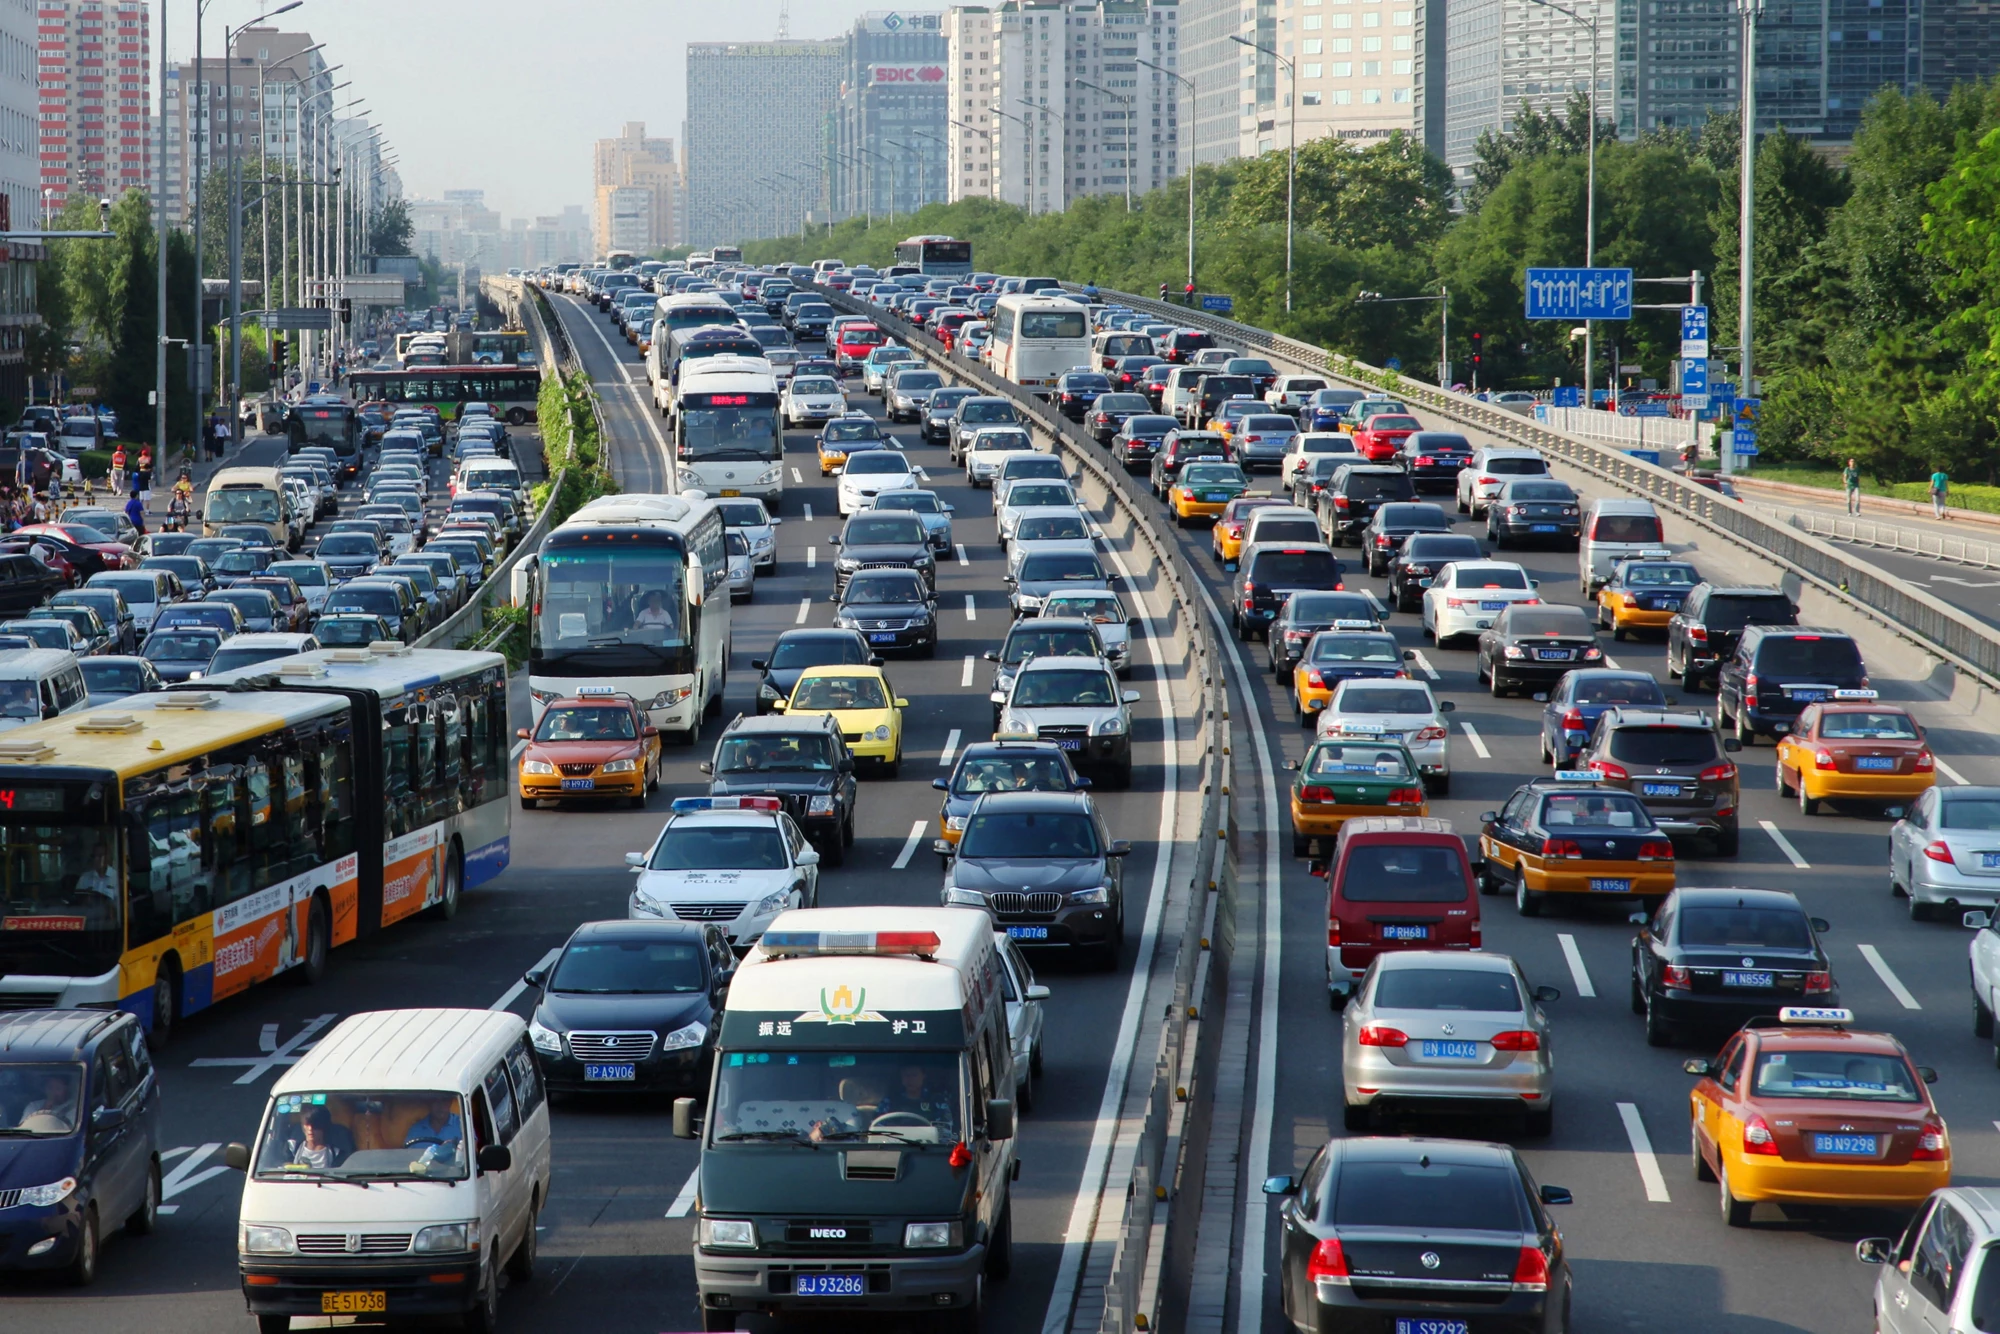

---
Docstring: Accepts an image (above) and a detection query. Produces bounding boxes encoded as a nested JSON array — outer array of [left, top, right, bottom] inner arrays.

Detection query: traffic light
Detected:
[[339, 297, 353, 326], [269, 335, 287, 380], [1470, 330, 1483, 368]]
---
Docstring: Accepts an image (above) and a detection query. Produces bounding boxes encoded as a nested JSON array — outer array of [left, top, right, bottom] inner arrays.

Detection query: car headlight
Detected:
[[945, 815, 968, 832], [187, 670, 203, 680], [412, 1222, 479, 1254], [239, 1222, 295, 1255], [630, 890, 666, 918], [806, 795, 838, 816], [759, 683, 782, 701], [998, 715, 1033, 737], [700, 1218, 757, 1249], [942, 887, 987, 907], [602, 758, 638, 774], [661, 1019, 709, 1052], [753, 887, 794, 917], [650, 686, 692, 709], [522, 759, 555, 775], [904, 1221, 960, 1249], [872, 724, 890, 740], [836, 557, 859, 572], [529, 1018, 563, 1056], [1095, 714, 1127, 735], [22, 1176, 78, 1208], [1070, 886, 1111, 905]]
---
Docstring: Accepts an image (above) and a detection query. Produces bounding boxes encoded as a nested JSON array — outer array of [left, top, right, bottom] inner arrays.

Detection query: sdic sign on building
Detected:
[[869, 64, 947, 84]]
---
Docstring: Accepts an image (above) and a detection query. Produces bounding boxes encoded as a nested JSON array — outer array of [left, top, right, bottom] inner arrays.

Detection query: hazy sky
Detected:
[[170, 0, 890, 220]]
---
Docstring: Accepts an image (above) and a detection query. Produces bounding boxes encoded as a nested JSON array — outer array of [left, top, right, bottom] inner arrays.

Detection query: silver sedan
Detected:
[[1341, 949, 1559, 1135]]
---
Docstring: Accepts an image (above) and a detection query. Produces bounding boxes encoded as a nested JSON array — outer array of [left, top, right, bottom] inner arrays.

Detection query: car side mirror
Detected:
[[515, 727, 531, 740], [476, 1144, 512, 1174], [644, 725, 659, 738], [1439, 700, 1456, 713], [1108, 839, 1134, 857], [1723, 737, 1742, 752], [1918, 1066, 1938, 1084], [91, 1105, 127, 1130], [1965, 910, 1992, 930], [1261, 1175, 1298, 1196], [697, 761, 713, 775], [769, 701, 786, 713], [985, 1098, 1016, 1142], [1855, 1237, 1894, 1266], [224, 1142, 251, 1171], [1538, 1184, 1573, 1206], [1284, 760, 1301, 772], [1532, 692, 1548, 703], [1479, 811, 1497, 824], [1530, 580, 1541, 589], [797, 847, 821, 867], [943, 504, 956, 514], [1532, 984, 1561, 1003], [1121, 690, 1141, 704], [672, 1097, 699, 1141], [750, 658, 767, 671], [829, 535, 841, 545], [1683, 1058, 1713, 1077], [1810, 916, 1831, 933], [869, 656, 885, 667], [1628, 910, 1651, 925], [523, 969, 546, 989], [1886, 805, 1906, 821], [625, 852, 646, 869]]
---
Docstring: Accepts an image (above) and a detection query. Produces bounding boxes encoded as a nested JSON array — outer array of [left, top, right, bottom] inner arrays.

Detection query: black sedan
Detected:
[[1360, 501, 1455, 577], [1399, 430, 1476, 493], [1289, 454, 1345, 512], [833, 567, 937, 657], [1487, 478, 1582, 548], [525, 920, 730, 1094], [922, 386, 979, 445], [1110, 413, 1177, 470], [1477, 603, 1604, 696], [1266, 1136, 1572, 1334], [1085, 392, 1153, 443], [1630, 886, 1837, 1046], [1055, 371, 1113, 420], [1387, 531, 1486, 612], [750, 628, 881, 715], [1267, 589, 1385, 677], [1111, 354, 1167, 395], [141, 625, 224, 683]]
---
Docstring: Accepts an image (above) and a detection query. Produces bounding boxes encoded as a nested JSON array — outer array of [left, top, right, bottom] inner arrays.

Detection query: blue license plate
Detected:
[[1589, 878, 1632, 893], [1201, 491, 1229, 502], [1854, 756, 1897, 771], [1724, 971, 1774, 988], [1481, 600, 1508, 611], [1535, 649, 1571, 661], [1790, 689, 1828, 702], [1055, 739, 1083, 751], [1984, 852, 2000, 869], [584, 1064, 635, 1081], [1653, 598, 1683, 611], [1419, 1040, 1480, 1060], [1381, 924, 1429, 941], [561, 778, 596, 791], [1813, 1134, 1879, 1157], [868, 632, 899, 643], [1641, 783, 1681, 798], [795, 1273, 867, 1297], [1007, 926, 1050, 941], [1396, 1320, 1470, 1334], [1530, 523, 1559, 533]]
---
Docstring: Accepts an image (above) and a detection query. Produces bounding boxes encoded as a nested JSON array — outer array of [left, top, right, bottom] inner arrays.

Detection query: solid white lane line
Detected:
[[962, 655, 976, 688], [1556, 934, 1597, 999], [890, 820, 928, 870], [1859, 944, 1922, 1010], [1602, 654, 1622, 670], [939, 729, 962, 766], [795, 597, 811, 625], [1409, 649, 1441, 681], [1459, 720, 1491, 759], [806, 547, 816, 569], [1758, 820, 1811, 869], [666, 1167, 700, 1219], [1937, 756, 1969, 786], [489, 947, 560, 1013], [964, 594, 977, 621], [791, 467, 802, 485], [1616, 1103, 1672, 1203], [956, 542, 969, 566]]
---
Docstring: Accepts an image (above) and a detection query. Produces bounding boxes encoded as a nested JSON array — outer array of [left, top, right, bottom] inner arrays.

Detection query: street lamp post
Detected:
[[989, 107, 1033, 214], [226, 2, 304, 443], [1014, 98, 1068, 214], [910, 130, 947, 210], [857, 146, 895, 219], [1523, 0, 1600, 406], [1231, 35, 1297, 312], [832, 151, 871, 228], [1073, 79, 1134, 213], [1355, 287, 1453, 387], [949, 118, 993, 200], [887, 141, 926, 209], [1731, 0, 1764, 477], [1137, 58, 1195, 300]]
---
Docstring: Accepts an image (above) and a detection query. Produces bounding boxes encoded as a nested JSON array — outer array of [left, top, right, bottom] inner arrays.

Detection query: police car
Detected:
[[626, 797, 822, 952]]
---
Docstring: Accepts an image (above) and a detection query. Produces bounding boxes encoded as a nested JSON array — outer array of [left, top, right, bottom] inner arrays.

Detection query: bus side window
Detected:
[[382, 712, 414, 838], [313, 736, 356, 860], [128, 783, 209, 932], [278, 751, 311, 879], [202, 766, 244, 905]]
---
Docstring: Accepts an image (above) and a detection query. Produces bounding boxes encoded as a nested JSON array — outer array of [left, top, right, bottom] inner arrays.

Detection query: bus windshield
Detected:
[[681, 395, 781, 462], [534, 544, 693, 672], [206, 489, 281, 524], [0, 778, 123, 977], [1020, 309, 1087, 339]]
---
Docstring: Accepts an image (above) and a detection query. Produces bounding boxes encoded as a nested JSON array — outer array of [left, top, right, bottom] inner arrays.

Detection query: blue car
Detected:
[[1537, 668, 1670, 767], [1305, 388, 1367, 432], [0, 1010, 162, 1281]]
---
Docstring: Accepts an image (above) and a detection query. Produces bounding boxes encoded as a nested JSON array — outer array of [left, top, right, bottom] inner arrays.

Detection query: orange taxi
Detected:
[[1687, 1007, 1950, 1225], [1210, 494, 1287, 566], [1205, 400, 1260, 444], [517, 687, 662, 809], [1773, 693, 1935, 815]]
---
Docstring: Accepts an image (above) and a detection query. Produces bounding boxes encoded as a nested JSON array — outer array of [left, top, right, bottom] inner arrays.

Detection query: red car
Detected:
[[14, 523, 132, 570], [934, 310, 977, 350], [832, 322, 887, 374], [1321, 816, 1480, 1007], [1351, 412, 1423, 462]]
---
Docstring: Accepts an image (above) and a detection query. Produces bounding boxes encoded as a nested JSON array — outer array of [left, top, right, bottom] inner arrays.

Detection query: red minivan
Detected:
[[1323, 816, 1480, 1007]]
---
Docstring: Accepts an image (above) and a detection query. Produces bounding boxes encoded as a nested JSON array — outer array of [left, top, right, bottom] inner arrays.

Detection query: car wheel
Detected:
[[66, 1205, 98, 1286], [986, 1197, 1014, 1280], [506, 1195, 539, 1280], [1714, 821, 1740, 856], [1428, 773, 1449, 797], [1630, 961, 1646, 1015], [464, 1248, 501, 1334], [1644, 989, 1674, 1047], [1732, 703, 1756, 748], [519, 795, 535, 810], [127, 1156, 161, 1234], [1775, 760, 1792, 796], [1539, 732, 1552, 764], [1798, 781, 1819, 817], [1514, 872, 1543, 917], [1718, 1165, 1753, 1227], [1977, 993, 1994, 1040], [1692, 1120, 1717, 1182]]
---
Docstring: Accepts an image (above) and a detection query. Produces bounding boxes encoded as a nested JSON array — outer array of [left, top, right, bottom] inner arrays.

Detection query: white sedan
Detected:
[[837, 449, 923, 517], [1315, 678, 1457, 794], [782, 374, 847, 429], [1421, 560, 1542, 648]]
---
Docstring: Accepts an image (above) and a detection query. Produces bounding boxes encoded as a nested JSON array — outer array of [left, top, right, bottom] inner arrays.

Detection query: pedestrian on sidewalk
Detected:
[[210, 416, 229, 460], [109, 444, 126, 493], [1930, 465, 1951, 520], [1842, 458, 1863, 515]]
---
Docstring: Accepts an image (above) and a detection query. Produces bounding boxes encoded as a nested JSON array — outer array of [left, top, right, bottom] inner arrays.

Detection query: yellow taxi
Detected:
[[1593, 553, 1698, 639], [516, 687, 662, 809], [774, 664, 907, 776], [1210, 494, 1285, 565], [1170, 461, 1250, 527], [1477, 773, 1675, 915], [1291, 626, 1407, 723], [816, 417, 888, 477], [1205, 399, 1261, 443], [1773, 693, 1936, 815], [1687, 1007, 1950, 1225], [1286, 737, 1428, 857]]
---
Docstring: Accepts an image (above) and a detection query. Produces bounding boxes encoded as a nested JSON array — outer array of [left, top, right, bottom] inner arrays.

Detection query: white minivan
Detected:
[[225, 1009, 551, 1334]]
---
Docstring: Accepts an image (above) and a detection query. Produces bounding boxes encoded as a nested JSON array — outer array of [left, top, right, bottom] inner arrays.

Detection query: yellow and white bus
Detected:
[[0, 646, 512, 1042]]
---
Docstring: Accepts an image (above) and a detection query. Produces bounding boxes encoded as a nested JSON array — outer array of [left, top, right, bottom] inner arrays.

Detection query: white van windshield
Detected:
[[253, 1091, 469, 1181]]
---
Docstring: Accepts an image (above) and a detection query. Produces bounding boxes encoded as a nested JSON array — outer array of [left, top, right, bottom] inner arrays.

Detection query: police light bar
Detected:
[[1332, 619, 1374, 630], [1833, 688, 1880, 700], [576, 685, 618, 697], [1779, 1006, 1853, 1026], [1553, 770, 1603, 782], [761, 930, 942, 959], [670, 796, 785, 814]]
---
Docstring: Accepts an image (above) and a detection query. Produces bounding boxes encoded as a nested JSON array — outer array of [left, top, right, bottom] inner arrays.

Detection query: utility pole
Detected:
[[1137, 59, 1196, 297], [1232, 35, 1297, 312], [155, 0, 168, 466], [1731, 0, 1763, 477]]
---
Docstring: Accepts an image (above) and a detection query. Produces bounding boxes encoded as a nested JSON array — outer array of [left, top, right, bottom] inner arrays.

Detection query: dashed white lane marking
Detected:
[[1859, 944, 1922, 1010], [490, 947, 561, 1013], [1616, 1103, 1672, 1203], [891, 819, 928, 870], [965, 594, 977, 621], [939, 729, 962, 766], [795, 597, 812, 625], [1602, 654, 1622, 670], [804, 503, 813, 521], [1937, 756, 1968, 786], [1409, 649, 1441, 681], [1459, 720, 1490, 759], [956, 543, 969, 566], [510, 738, 527, 761], [962, 656, 976, 687], [807, 547, 816, 569], [1557, 934, 1597, 999], [666, 1167, 700, 1219], [791, 467, 802, 485], [1758, 820, 1811, 869]]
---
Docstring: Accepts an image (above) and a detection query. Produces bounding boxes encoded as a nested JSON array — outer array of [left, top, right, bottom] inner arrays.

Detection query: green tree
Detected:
[[369, 198, 413, 257], [104, 220, 157, 442], [1228, 133, 1455, 250], [1465, 93, 1605, 211], [1708, 127, 1850, 371]]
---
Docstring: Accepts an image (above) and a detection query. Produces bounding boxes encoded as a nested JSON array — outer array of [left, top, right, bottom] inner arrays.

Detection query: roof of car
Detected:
[[0, 1008, 133, 1057], [567, 919, 711, 945], [1013, 653, 1114, 676], [1337, 815, 1458, 841], [1334, 1135, 1511, 1167], [1600, 707, 1716, 729], [1587, 497, 1658, 512], [723, 712, 842, 736], [1372, 949, 1516, 975], [221, 632, 317, 650], [1671, 885, 1806, 910], [1744, 624, 1852, 639], [966, 789, 1094, 814], [1745, 1024, 1907, 1057], [1691, 584, 1791, 598]]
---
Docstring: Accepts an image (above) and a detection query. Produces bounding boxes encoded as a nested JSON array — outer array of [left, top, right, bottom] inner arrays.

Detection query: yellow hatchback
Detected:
[[774, 665, 908, 777]]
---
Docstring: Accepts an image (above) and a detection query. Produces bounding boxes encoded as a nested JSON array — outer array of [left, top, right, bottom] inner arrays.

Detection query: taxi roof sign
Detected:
[[1553, 770, 1603, 782], [760, 929, 942, 959], [670, 796, 785, 814], [1778, 1006, 1853, 1026], [1332, 619, 1375, 629], [1832, 688, 1880, 700]]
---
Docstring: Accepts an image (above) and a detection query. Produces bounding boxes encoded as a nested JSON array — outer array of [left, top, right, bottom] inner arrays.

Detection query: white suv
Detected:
[[627, 797, 821, 951], [1456, 447, 1551, 517]]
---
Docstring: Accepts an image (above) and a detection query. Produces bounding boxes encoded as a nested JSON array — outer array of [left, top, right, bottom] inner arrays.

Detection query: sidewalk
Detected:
[[1731, 472, 2000, 540]]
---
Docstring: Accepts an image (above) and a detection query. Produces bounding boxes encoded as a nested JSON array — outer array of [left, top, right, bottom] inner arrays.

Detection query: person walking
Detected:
[[210, 416, 229, 461], [1930, 465, 1951, 520], [109, 444, 126, 493], [123, 489, 146, 538], [1843, 458, 1863, 515]]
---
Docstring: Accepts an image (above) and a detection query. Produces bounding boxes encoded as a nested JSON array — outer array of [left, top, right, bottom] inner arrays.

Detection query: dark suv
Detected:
[[1110, 413, 1178, 470], [1723, 624, 1870, 746], [1231, 541, 1344, 641], [1188, 374, 1256, 427], [831, 511, 937, 596], [1162, 329, 1214, 363], [949, 396, 1023, 462], [1667, 584, 1798, 692], [702, 713, 859, 863], [1579, 707, 1743, 854], [1387, 532, 1485, 612], [1149, 429, 1232, 496], [938, 790, 1132, 968], [1316, 464, 1416, 546], [1359, 501, 1454, 577]]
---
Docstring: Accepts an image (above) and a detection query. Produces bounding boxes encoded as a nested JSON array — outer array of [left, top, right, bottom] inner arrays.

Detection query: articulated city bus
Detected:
[[895, 234, 974, 278], [347, 365, 542, 425]]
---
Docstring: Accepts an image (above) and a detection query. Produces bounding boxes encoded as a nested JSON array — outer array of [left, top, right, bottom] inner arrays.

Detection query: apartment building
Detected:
[[37, 0, 148, 211]]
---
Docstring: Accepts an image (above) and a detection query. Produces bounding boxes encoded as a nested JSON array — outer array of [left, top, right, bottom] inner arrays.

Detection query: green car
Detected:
[[1283, 736, 1428, 857], [1171, 461, 1251, 526]]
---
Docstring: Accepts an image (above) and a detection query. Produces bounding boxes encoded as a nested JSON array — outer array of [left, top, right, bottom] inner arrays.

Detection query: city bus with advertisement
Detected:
[[346, 365, 542, 426], [525, 493, 730, 746], [0, 647, 513, 1042], [987, 293, 1093, 395], [894, 234, 974, 278], [450, 328, 535, 366], [674, 359, 783, 505]]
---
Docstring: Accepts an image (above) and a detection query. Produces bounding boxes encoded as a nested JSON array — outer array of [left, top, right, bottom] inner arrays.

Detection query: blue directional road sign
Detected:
[[1200, 294, 1234, 314], [1680, 305, 1710, 355], [1524, 267, 1634, 321], [1552, 386, 1581, 408], [1680, 357, 1708, 409], [1732, 427, 1759, 457]]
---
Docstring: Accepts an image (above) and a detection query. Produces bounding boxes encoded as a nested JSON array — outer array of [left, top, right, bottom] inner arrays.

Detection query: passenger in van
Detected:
[[291, 1108, 344, 1170], [881, 1064, 956, 1133]]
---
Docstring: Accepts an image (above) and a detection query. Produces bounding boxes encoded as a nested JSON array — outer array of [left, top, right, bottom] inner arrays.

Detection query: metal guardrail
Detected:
[[1077, 284, 2000, 692], [1786, 511, 2000, 572]]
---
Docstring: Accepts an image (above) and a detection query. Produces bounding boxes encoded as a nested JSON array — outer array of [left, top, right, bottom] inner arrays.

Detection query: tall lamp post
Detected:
[[886, 141, 927, 209], [1137, 58, 1196, 300], [1230, 34, 1297, 311], [226, 1, 304, 443], [856, 146, 895, 219], [1015, 98, 1069, 214], [1356, 287, 1453, 387], [1523, 0, 1600, 405], [989, 107, 1033, 214], [910, 130, 948, 210], [1731, 0, 1764, 477], [831, 150, 871, 228], [1073, 79, 1134, 213], [949, 118, 993, 200]]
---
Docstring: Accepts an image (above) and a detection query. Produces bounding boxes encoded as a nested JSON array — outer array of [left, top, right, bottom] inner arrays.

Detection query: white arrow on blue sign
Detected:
[[1680, 357, 1708, 409], [1680, 305, 1709, 359], [1524, 268, 1635, 321]]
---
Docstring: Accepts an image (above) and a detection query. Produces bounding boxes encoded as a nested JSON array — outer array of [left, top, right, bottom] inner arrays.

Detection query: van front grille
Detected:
[[295, 1233, 412, 1255]]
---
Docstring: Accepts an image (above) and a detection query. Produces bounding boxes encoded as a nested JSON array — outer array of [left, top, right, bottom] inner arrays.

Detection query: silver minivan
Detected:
[[1857, 1188, 2000, 1334], [1577, 497, 1666, 593]]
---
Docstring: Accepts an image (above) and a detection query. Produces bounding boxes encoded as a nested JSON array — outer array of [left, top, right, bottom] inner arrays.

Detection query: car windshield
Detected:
[[1007, 484, 1073, 509], [1287, 593, 1373, 623], [960, 809, 1099, 858], [1337, 687, 1433, 714], [824, 421, 881, 443], [79, 661, 148, 695], [316, 618, 383, 646], [1592, 514, 1663, 542], [1678, 905, 1813, 949], [1622, 564, 1698, 586], [844, 575, 924, 605], [1818, 710, 1918, 740], [144, 633, 217, 662], [1243, 417, 1295, 433], [1306, 743, 1413, 778], [535, 706, 638, 741], [1180, 465, 1245, 488], [1332, 1161, 1524, 1231], [1339, 845, 1467, 901], [1751, 1049, 1919, 1101], [894, 372, 943, 391], [791, 675, 888, 710], [874, 493, 942, 515], [271, 564, 328, 587], [845, 454, 910, 477], [1340, 472, 1409, 502], [1014, 668, 1117, 707], [843, 516, 924, 545], [550, 938, 707, 994], [1042, 593, 1124, 623], [1571, 675, 1664, 706], [951, 753, 1076, 795], [0, 1063, 88, 1135], [1606, 727, 1719, 765], [769, 636, 868, 670], [1373, 969, 1523, 1012], [712, 1051, 962, 1144], [1248, 550, 1339, 585], [1505, 611, 1593, 637], [253, 1091, 470, 1182], [1017, 515, 1091, 543], [648, 823, 788, 870], [962, 402, 1016, 423], [1019, 552, 1104, 582], [975, 431, 1032, 451], [793, 378, 840, 395], [1309, 635, 1400, 664], [208, 646, 302, 674], [715, 733, 836, 772], [1455, 567, 1531, 590], [317, 535, 377, 557], [206, 489, 281, 523]]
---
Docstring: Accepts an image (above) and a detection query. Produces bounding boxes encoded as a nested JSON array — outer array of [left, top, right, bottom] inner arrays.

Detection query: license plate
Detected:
[[1854, 756, 1897, 771], [1535, 649, 1571, 661], [1055, 739, 1083, 751], [1790, 689, 1828, 702], [1419, 1040, 1479, 1060], [719, 489, 741, 497], [1641, 783, 1681, 798], [561, 778, 596, 790], [1381, 924, 1429, 941], [1396, 1320, 1469, 1334], [795, 1272, 867, 1297], [1983, 852, 2000, 869], [320, 1292, 387, 1315], [1814, 1133, 1879, 1157], [1724, 970, 1775, 988], [868, 632, 898, 643], [1201, 491, 1229, 503], [1589, 878, 1632, 893], [1530, 523, 1559, 533], [1417, 577, 1433, 587], [1007, 926, 1050, 941], [585, 1063, 635, 1081], [1654, 598, 1683, 611], [1481, 601, 1508, 611]]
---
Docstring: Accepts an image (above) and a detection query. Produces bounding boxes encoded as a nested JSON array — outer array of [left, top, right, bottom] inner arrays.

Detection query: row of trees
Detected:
[[738, 76, 2000, 482]]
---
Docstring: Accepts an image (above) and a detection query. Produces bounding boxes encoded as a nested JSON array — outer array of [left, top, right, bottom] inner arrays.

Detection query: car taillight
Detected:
[[1327, 914, 1341, 947], [1638, 840, 1674, 862], [1698, 762, 1738, 783], [1562, 708, 1586, 729], [1744, 672, 1759, 696], [1916, 749, 1935, 772], [1301, 785, 1335, 804], [1358, 1025, 1408, 1047], [1687, 625, 1708, 641], [1389, 787, 1425, 805], [1590, 759, 1630, 781], [1923, 840, 1956, 865], [1333, 495, 1350, 508], [1307, 1238, 1350, 1285], [1662, 964, 1692, 989], [1414, 725, 1447, 742], [1803, 970, 1834, 994], [1504, 645, 1526, 659], [1913, 1118, 1949, 1161], [1812, 749, 1836, 770], [1511, 1246, 1551, 1292], [1478, 475, 1495, 486], [1374, 534, 1391, 547], [1582, 646, 1603, 660], [1742, 1115, 1780, 1155], [1491, 1030, 1541, 1052], [1305, 668, 1326, 688], [1541, 838, 1584, 859]]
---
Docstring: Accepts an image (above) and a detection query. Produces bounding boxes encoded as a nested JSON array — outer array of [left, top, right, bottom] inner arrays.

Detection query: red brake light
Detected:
[[1511, 1245, 1551, 1291], [1698, 762, 1738, 783], [1662, 964, 1692, 989], [1923, 840, 1956, 865], [1913, 1118, 1949, 1161], [1803, 970, 1834, 994], [1490, 1030, 1541, 1051], [1333, 495, 1350, 508], [1301, 785, 1335, 804], [1414, 724, 1447, 742], [1916, 749, 1935, 772], [1638, 840, 1675, 861], [1305, 669, 1326, 688], [1561, 708, 1587, 729], [1358, 1025, 1408, 1047], [1541, 838, 1584, 859], [1589, 760, 1629, 781], [1742, 1115, 1779, 1155], [1307, 1238, 1350, 1285], [1811, 749, 1836, 770], [1388, 787, 1425, 806], [1688, 625, 1708, 641], [1327, 913, 1341, 947]]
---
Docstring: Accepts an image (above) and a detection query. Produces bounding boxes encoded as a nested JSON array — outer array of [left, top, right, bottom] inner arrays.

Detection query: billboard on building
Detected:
[[868, 64, 947, 84], [860, 11, 944, 33]]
